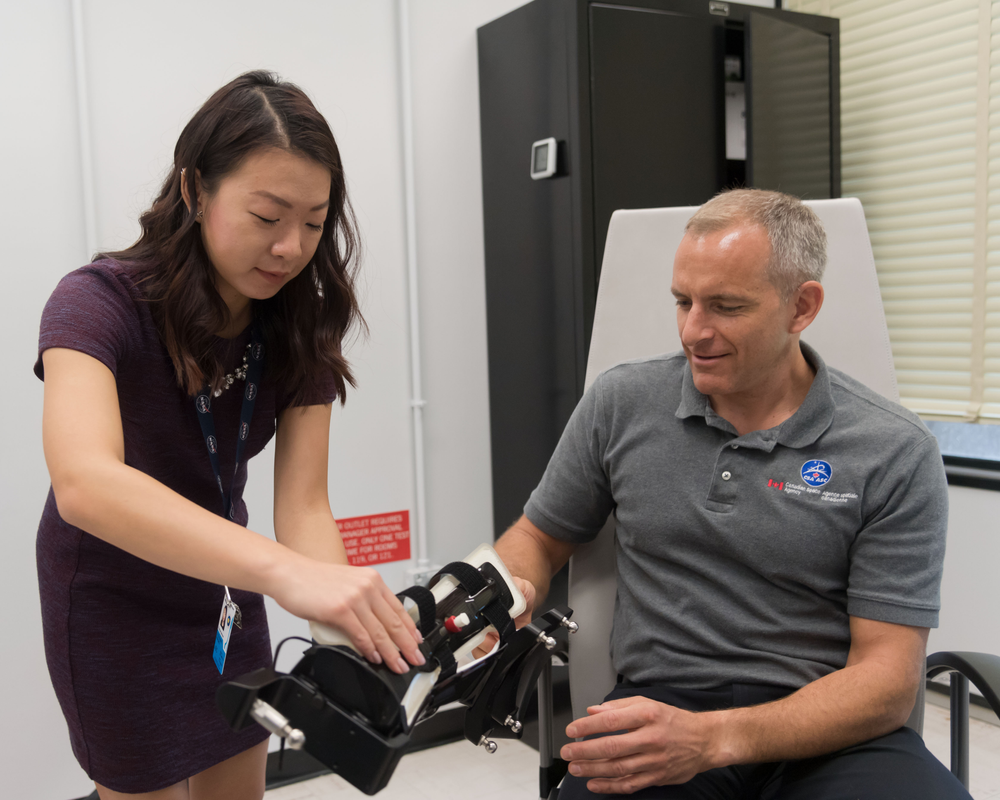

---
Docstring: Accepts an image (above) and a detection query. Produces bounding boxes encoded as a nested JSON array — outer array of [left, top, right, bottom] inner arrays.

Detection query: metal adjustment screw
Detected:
[[505, 714, 523, 734], [560, 617, 579, 634], [478, 735, 498, 753], [537, 632, 558, 650]]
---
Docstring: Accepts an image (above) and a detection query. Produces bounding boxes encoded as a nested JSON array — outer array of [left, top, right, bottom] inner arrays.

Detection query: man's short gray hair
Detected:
[[684, 188, 827, 300]]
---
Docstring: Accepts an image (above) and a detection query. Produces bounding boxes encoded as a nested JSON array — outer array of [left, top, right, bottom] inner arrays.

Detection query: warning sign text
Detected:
[[338, 510, 411, 566]]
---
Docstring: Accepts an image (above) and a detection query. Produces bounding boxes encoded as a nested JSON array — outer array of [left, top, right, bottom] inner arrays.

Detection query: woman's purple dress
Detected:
[[35, 259, 336, 793]]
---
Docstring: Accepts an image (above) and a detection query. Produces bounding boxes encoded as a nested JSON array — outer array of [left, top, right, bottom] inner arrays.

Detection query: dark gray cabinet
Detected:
[[478, 0, 839, 537]]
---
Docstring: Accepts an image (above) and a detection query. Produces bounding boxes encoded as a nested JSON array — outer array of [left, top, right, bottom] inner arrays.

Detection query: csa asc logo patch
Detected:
[[801, 459, 832, 487]]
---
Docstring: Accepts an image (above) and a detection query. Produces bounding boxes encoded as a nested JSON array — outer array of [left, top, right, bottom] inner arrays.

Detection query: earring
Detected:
[[196, 210, 204, 218]]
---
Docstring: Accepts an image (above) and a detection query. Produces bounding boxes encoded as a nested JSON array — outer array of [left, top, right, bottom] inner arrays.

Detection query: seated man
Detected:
[[495, 189, 970, 798]]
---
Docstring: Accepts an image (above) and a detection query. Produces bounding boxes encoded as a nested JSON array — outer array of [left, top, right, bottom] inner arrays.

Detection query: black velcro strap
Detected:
[[429, 561, 488, 594], [482, 600, 514, 641], [431, 560, 516, 642], [435, 644, 458, 679], [480, 562, 514, 610], [396, 585, 437, 636]]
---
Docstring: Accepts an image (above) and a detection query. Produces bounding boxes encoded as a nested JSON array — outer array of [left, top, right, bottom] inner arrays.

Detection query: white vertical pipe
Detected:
[[397, 0, 430, 570], [71, 0, 98, 260]]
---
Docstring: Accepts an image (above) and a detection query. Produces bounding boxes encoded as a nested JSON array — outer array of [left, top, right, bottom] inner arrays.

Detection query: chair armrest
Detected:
[[926, 651, 1000, 719]]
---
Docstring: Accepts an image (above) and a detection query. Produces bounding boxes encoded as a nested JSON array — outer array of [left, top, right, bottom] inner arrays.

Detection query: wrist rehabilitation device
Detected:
[[216, 544, 577, 795]]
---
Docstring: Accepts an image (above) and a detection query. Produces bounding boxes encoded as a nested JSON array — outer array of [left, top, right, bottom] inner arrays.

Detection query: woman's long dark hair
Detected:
[[100, 70, 364, 403]]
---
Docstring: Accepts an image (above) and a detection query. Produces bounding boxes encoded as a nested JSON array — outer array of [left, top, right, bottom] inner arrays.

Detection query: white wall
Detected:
[[0, 4, 91, 798], [406, 0, 526, 566]]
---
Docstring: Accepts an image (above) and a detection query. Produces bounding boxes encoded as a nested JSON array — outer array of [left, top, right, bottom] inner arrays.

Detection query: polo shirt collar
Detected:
[[674, 341, 834, 451]]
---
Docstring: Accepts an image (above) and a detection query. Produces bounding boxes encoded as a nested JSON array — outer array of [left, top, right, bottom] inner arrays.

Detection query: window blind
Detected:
[[784, 0, 993, 421]]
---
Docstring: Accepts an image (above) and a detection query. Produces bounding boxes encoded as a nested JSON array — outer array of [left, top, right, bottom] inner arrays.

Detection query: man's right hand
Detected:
[[473, 575, 536, 657], [511, 575, 537, 626], [472, 514, 576, 657]]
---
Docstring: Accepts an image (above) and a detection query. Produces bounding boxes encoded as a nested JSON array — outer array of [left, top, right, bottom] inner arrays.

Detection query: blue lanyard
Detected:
[[194, 325, 265, 521]]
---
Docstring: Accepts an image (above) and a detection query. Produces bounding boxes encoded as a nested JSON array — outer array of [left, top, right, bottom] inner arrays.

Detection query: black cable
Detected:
[[272, 635, 312, 670]]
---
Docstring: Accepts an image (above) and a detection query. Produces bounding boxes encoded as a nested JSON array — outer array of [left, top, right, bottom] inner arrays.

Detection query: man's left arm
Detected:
[[560, 616, 927, 794]]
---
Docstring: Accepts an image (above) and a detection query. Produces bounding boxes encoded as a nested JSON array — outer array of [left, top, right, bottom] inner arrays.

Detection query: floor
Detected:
[[265, 701, 1000, 800], [922, 701, 1000, 799], [264, 735, 540, 800]]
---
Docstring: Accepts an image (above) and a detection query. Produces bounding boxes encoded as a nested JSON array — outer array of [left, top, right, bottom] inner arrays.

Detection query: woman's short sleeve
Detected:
[[35, 263, 143, 380], [276, 372, 340, 412]]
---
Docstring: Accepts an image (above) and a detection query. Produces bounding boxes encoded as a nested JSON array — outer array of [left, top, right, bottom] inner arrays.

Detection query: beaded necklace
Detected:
[[214, 342, 253, 397]]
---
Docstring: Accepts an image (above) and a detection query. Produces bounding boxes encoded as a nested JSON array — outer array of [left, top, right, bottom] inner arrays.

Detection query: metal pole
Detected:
[[396, 0, 430, 577], [950, 671, 970, 788], [537, 658, 554, 800], [71, 0, 98, 260]]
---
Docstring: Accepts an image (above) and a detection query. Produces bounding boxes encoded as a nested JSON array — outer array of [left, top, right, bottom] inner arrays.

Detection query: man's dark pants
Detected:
[[557, 681, 972, 800]]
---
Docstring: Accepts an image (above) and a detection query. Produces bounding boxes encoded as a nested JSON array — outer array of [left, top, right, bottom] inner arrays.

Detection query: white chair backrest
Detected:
[[568, 198, 898, 721]]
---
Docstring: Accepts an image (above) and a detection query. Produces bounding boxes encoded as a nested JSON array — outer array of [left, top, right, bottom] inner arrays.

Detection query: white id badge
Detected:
[[213, 597, 237, 675]]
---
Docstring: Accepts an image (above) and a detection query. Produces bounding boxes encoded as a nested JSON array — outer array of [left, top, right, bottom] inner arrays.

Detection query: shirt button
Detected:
[[722, 471, 732, 481], [730, 444, 739, 449]]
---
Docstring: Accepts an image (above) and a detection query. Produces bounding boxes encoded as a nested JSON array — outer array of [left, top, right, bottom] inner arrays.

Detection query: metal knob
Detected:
[[560, 618, 579, 634], [504, 714, 523, 734], [250, 699, 306, 750], [537, 633, 558, 650], [478, 735, 498, 753]]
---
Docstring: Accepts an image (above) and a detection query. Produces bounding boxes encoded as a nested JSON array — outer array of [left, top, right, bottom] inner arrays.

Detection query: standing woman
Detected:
[[35, 71, 424, 800]]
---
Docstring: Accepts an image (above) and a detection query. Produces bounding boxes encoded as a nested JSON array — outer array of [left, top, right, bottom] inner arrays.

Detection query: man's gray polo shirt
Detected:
[[524, 343, 948, 690]]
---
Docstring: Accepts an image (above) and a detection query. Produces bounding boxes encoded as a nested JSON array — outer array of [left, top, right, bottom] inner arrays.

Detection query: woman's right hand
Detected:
[[273, 557, 425, 674]]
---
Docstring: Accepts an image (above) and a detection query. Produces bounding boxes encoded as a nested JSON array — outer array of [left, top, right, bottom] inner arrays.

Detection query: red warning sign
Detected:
[[338, 510, 411, 566]]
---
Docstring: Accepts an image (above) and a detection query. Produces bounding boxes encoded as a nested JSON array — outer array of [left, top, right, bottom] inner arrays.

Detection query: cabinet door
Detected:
[[746, 11, 832, 198], [589, 4, 723, 274]]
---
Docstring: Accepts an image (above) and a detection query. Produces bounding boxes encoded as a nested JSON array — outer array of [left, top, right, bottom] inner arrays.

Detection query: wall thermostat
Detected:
[[530, 137, 558, 180]]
